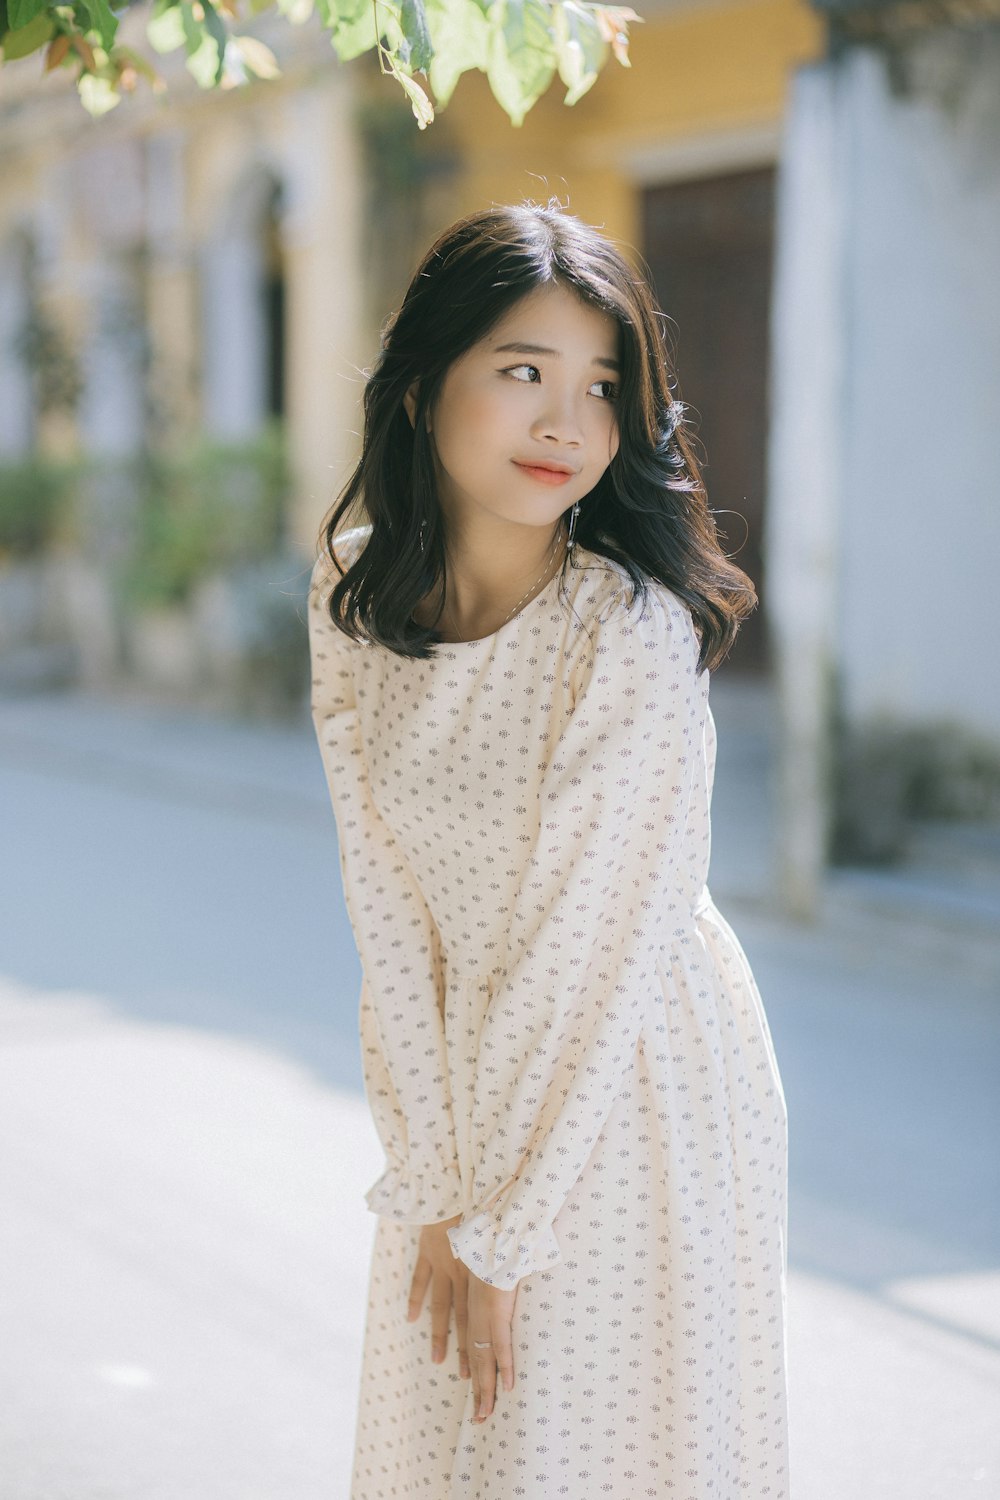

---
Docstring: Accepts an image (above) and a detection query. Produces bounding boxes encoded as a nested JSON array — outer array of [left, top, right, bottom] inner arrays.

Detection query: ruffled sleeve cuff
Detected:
[[364, 1154, 466, 1225], [446, 1208, 562, 1290]]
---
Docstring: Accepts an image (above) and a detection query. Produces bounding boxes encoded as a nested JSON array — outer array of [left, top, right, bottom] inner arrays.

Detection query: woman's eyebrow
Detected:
[[493, 341, 621, 374]]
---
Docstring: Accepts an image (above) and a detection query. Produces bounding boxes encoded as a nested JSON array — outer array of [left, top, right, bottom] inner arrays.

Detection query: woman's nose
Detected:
[[531, 393, 584, 446]]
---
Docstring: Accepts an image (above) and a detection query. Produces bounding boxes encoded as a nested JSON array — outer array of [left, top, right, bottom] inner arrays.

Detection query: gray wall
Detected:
[[766, 29, 1000, 909], [837, 33, 1000, 739]]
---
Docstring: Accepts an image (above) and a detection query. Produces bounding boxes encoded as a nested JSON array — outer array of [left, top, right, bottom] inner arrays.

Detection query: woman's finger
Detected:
[[405, 1249, 430, 1323], [453, 1271, 471, 1379], [492, 1316, 515, 1394], [429, 1271, 452, 1363], [471, 1340, 497, 1422]]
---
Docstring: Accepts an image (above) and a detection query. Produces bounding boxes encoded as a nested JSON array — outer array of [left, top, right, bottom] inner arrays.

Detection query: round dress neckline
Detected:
[[430, 553, 578, 651]]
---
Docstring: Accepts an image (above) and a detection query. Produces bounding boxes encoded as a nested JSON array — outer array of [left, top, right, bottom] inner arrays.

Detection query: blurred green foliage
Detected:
[[0, 421, 290, 608], [0, 454, 79, 557], [119, 421, 290, 608]]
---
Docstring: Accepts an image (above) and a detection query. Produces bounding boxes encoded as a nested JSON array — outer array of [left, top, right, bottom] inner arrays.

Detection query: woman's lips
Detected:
[[513, 462, 575, 486]]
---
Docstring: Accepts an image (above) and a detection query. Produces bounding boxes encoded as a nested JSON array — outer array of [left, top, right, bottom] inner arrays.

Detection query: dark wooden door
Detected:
[[641, 166, 775, 674]]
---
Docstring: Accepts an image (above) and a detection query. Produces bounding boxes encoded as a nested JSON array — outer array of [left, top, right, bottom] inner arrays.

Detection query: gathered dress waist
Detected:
[[442, 884, 715, 982]]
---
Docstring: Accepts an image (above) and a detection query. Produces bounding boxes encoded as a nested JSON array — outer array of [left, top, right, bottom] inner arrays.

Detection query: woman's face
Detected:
[[406, 281, 622, 534]]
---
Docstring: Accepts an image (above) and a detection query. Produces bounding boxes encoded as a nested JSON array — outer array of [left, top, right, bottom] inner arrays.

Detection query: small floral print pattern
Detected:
[[309, 526, 789, 1500]]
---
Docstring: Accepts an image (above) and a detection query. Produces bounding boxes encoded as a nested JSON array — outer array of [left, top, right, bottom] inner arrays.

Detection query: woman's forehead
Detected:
[[477, 284, 621, 355]]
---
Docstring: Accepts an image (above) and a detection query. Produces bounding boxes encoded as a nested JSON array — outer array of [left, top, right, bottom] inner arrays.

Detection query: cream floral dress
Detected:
[[308, 524, 789, 1500]]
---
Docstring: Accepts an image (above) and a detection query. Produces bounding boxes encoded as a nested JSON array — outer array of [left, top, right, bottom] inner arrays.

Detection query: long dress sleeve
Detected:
[[308, 548, 465, 1225], [446, 581, 710, 1289]]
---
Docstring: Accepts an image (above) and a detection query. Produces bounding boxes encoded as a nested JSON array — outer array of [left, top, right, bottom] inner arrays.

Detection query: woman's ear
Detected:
[[403, 380, 431, 433], [403, 381, 418, 430]]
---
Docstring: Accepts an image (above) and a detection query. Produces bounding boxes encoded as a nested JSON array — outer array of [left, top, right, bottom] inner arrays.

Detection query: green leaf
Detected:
[[424, 0, 488, 108], [82, 0, 117, 49], [200, 0, 228, 82], [78, 66, 121, 112], [376, 0, 405, 53], [147, 0, 185, 52], [391, 55, 434, 125], [180, 0, 203, 50], [185, 27, 222, 84], [486, 0, 555, 126], [176, 0, 225, 84], [274, 0, 313, 24], [553, 0, 604, 105], [498, 0, 522, 61], [0, 7, 53, 56], [230, 31, 280, 74], [6, 0, 45, 32], [400, 0, 431, 71], [318, 0, 376, 62]]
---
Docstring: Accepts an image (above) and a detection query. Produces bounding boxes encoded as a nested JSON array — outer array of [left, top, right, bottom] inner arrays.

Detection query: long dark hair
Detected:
[[317, 200, 756, 673]]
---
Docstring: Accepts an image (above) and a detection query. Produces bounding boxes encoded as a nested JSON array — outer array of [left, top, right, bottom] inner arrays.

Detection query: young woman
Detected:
[[308, 202, 789, 1499]]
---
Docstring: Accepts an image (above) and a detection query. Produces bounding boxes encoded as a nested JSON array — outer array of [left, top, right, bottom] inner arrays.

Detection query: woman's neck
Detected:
[[414, 524, 567, 641]]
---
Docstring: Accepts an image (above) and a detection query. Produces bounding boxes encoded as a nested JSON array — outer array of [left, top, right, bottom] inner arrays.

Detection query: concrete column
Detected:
[[199, 230, 270, 440], [145, 128, 200, 442], [77, 253, 147, 457], [279, 75, 369, 549], [764, 59, 849, 920], [0, 232, 36, 456]]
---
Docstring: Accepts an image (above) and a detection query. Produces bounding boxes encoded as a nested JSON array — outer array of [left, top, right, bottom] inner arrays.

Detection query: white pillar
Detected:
[[280, 76, 368, 548], [764, 60, 850, 920], [77, 254, 147, 456], [199, 232, 270, 440], [0, 232, 36, 456], [198, 164, 277, 441]]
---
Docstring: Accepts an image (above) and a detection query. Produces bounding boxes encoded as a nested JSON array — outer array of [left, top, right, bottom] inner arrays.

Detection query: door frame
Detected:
[[590, 120, 782, 188], [628, 126, 782, 678]]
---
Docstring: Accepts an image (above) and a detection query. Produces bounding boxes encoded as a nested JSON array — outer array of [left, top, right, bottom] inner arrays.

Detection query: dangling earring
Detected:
[[419, 519, 427, 555], [566, 500, 580, 557]]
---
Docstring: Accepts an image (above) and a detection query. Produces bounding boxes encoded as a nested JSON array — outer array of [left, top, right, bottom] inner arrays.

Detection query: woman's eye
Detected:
[[503, 364, 540, 383], [502, 365, 618, 402]]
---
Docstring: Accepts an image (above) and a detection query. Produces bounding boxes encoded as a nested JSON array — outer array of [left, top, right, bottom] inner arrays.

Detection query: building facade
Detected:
[[2, 0, 997, 909]]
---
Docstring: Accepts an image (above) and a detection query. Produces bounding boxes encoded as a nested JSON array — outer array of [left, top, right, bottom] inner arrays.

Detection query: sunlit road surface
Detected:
[[1, 686, 997, 1499]]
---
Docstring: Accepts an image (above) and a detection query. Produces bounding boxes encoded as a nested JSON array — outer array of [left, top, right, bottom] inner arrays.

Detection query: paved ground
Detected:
[[1, 679, 997, 1499]]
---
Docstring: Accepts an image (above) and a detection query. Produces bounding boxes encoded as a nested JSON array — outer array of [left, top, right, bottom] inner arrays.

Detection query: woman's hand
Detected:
[[406, 1218, 520, 1421], [466, 1270, 519, 1424], [406, 1215, 472, 1379]]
